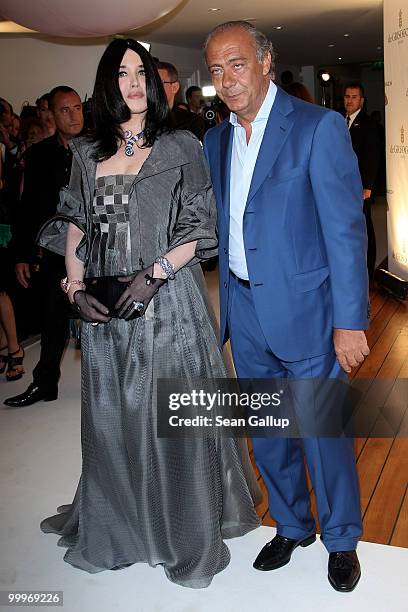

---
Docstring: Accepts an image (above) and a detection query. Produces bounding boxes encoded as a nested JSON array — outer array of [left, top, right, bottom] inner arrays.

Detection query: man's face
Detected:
[[189, 90, 202, 111], [27, 124, 44, 146], [157, 68, 180, 109], [344, 88, 364, 116], [205, 27, 271, 123], [51, 91, 84, 140]]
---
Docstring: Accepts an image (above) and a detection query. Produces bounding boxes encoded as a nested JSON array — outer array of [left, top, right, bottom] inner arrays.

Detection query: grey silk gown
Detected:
[[39, 131, 261, 588]]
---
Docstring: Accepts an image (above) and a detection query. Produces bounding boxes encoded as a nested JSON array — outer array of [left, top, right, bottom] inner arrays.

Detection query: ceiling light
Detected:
[[208, 7, 221, 11], [274, 26, 283, 30], [338, 57, 342, 60], [0, 20, 36, 33], [377, 45, 382, 50], [344, 33, 350, 37], [328, 44, 335, 48]]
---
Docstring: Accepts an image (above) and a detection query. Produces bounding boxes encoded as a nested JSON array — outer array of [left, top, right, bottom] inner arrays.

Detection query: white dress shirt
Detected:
[[229, 81, 277, 279], [346, 108, 361, 129]]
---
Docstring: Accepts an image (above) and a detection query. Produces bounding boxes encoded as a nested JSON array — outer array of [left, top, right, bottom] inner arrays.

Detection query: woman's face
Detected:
[[27, 124, 43, 146], [10, 116, 20, 138], [37, 100, 56, 131], [118, 49, 147, 117]]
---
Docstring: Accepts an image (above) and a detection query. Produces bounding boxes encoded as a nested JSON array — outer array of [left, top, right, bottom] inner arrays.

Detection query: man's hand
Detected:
[[15, 263, 31, 289], [333, 328, 370, 373], [363, 188, 372, 200]]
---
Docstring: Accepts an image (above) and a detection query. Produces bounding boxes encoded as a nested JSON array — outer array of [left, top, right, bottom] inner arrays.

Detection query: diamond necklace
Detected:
[[124, 129, 145, 156]]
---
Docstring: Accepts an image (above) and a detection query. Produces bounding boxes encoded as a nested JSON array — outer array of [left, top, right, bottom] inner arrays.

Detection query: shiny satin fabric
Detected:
[[41, 265, 261, 588]]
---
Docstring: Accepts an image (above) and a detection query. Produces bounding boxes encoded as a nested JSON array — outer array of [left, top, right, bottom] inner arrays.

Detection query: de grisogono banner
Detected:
[[384, 2, 408, 280]]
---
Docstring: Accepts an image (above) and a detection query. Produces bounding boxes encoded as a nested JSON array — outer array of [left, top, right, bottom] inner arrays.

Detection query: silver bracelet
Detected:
[[155, 256, 175, 280], [60, 277, 86, 294]]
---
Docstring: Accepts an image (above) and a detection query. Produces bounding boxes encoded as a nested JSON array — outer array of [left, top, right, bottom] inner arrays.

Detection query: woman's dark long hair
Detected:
[[90, 38, 171, 161]]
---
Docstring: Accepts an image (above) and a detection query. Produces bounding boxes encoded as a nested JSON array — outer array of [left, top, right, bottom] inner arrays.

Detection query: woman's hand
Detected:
[[73, 290, 111, 324], [115, 265, 166, 320]]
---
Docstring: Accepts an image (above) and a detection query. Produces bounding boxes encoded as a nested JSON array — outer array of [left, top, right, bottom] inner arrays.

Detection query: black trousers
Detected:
[[32, 251, 70, 392], [363, 198, 376, 280]]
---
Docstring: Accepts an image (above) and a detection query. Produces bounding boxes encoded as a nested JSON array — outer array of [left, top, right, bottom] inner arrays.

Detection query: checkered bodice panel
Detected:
[[88, 174, 135, 276]]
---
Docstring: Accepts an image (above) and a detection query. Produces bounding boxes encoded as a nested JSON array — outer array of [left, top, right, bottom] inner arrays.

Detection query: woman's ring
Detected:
[[132, 300, 144, 313]]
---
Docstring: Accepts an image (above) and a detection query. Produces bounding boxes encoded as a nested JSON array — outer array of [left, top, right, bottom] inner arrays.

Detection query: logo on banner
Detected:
[[388, 8, 408, 43], [390, 125, 408, 154], [392, 242, 408, 266]]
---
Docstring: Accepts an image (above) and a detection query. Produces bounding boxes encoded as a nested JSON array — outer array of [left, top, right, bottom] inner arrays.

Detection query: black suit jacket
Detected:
[[171, 107, 205, 142], [14, 134, 73, 262], [348, 110, 381, 191]]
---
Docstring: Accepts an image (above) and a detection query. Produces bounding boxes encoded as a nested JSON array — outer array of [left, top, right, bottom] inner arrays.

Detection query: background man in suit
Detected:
[[185, 85, 203, 114], [156, 61, 205, 141], [344, 83, 381, 279], [204, 21, 370, 592], [4, 86, 83, 407]]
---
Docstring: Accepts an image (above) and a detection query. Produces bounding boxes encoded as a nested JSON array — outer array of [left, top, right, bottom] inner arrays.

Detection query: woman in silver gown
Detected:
[[39, 38, 260, 588]]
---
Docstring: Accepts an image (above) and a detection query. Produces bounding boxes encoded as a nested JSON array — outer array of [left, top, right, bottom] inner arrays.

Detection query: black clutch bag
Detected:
[[84, 276, 127, 318]]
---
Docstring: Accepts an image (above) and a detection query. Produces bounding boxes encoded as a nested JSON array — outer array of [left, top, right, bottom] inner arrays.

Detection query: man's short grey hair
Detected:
[[204, 21, 276, 79]]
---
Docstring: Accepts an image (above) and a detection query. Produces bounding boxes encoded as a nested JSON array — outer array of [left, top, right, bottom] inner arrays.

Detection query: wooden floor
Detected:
[[249, 285, 408, 548], [205, 267, 408, 547]]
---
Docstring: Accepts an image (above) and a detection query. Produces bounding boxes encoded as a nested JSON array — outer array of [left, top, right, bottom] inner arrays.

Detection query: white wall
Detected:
[[0, 35, 209, 111]]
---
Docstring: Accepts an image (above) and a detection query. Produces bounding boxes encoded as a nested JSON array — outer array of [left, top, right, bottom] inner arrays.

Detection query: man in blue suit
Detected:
[[204, 21, 370, 592]]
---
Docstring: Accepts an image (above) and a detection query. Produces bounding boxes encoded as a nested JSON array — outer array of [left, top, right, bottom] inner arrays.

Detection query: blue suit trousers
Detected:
[[228, 273, 362, 552]]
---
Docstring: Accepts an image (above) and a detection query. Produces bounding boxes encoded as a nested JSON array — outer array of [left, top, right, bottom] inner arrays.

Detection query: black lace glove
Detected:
[[115, 265, 167, 320], [73, 290, 111, 323]]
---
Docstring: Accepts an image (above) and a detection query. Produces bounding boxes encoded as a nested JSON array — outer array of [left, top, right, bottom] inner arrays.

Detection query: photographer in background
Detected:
[[201, 96, 229, 130]]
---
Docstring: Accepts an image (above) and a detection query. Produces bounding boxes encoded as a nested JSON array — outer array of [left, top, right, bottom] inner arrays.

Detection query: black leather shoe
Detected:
[[253, 533, 316, 571], [4, 383, 58, 407], [328, 551, 361, 592]]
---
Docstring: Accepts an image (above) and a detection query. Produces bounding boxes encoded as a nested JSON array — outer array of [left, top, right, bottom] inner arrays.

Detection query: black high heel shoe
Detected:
[[6, 346, 25, 382], [0, 346, 8, 374]]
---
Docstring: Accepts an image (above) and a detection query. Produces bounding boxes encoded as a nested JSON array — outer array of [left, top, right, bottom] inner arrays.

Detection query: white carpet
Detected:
[[1, 342, 407, 612]]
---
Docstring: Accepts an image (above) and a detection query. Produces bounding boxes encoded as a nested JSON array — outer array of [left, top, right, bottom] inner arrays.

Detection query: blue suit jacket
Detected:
[[204, 87, 369, 361]]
